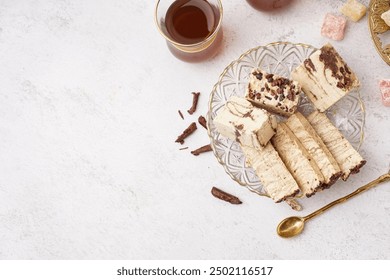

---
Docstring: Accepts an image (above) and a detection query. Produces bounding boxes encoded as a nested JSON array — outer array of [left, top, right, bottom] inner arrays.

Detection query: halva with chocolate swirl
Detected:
[[307, 111, 366, 181], [286, 112, 342, 189], [245, 69, 302, 117], [271, 123, 325, 197], [291, 43, 360, 112], [213, 96, 277, 150], [241, 143, 300, 203]]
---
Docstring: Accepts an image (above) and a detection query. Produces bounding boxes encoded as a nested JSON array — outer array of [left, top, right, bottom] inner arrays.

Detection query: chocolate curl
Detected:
[[211, 187, 242, 205], [198, 115, 207, 129], [175, 122, 197, 144], [178, 110, 184, 120], [191, 144, 212, 156], [187, 92, 200, 115]]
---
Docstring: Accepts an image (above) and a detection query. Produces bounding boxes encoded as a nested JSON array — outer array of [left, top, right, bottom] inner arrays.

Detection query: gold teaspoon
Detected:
[[277, 171, 390, 238]]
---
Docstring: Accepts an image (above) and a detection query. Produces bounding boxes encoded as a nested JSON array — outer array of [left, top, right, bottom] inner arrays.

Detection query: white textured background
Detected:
[[0, 0, 389, 259]]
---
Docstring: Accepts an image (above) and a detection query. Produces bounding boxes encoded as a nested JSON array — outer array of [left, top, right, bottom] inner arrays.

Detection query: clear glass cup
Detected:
[[246, 0, 294, 11], [154, 0, 223, 62]]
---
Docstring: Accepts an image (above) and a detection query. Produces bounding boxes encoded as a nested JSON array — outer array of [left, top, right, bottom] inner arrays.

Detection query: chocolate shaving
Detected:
[[191, 144, 212, 156], [234, 129, 241, 142], [187, 92, 200, 115], [198, 115, 207, 129], [175, 122, 197, 144], [211, 187, 242, 204], [255, 72, 263, 80], [235, 124, 244, 130], [178, 110, 184, 120], [265, 73, 274, 81], [287, 91, 295, 101], [179, 147, 188, 150]]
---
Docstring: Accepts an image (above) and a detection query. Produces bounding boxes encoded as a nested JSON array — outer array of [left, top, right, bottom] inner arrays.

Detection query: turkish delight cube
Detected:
[[381, 10, 390, 27], [321, 13, 347, 41], [340, 0, 367, 22], [379, 80, 390, 107]]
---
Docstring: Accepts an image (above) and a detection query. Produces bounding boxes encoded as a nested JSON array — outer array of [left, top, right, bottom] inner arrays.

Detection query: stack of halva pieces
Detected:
[[214, 43, 366, 203]]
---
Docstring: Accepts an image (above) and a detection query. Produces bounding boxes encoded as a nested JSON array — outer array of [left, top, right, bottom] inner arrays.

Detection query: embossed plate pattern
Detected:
[[369, 0, 390, 66], [207, 42, 365, 198]]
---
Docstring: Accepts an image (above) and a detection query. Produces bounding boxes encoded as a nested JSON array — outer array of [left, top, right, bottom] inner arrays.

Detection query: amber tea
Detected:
[[155, 0, 223, 62], [165, 0, 217, 44]]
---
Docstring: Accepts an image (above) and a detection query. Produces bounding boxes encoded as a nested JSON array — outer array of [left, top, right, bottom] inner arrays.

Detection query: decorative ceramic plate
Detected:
[[207, 42, 365, 197], [369, 0, 390, 66]]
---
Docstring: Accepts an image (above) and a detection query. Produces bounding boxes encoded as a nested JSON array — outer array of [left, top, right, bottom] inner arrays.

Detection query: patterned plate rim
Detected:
[[207, 41, 366, 197], [368, 0, 390, 66]]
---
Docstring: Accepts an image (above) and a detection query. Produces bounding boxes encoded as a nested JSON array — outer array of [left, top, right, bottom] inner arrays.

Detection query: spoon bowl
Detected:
[[277, 216, 305, 238]]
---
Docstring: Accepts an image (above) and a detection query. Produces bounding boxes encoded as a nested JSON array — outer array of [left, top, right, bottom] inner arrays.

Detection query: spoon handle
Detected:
[[303, 173, 390, 222]]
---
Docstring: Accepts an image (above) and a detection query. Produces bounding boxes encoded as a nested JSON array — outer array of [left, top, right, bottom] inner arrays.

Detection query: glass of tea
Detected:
[[154, 0, 223, 62], [246, 0, 294, 11]]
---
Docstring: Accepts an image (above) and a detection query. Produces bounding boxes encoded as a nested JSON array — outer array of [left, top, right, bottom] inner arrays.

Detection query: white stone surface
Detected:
[[0, 0, 389, 259]]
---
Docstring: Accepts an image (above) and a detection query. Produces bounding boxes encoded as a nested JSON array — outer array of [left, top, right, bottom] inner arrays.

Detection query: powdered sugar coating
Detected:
[[340, 0, 367, 22], [321, 13, 347, 41], [379, 79, 390, 107], [381, 10, 390, 27]]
